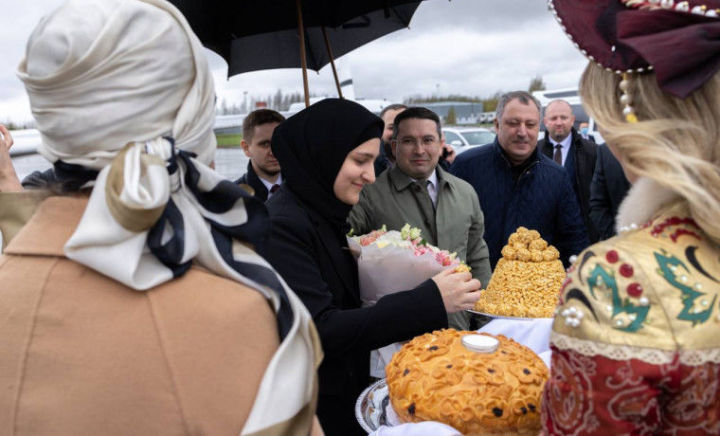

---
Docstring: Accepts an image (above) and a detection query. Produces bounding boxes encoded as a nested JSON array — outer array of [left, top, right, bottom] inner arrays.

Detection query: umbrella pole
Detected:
[[296, 0, 310, 107], [322, 27, 343, 99]]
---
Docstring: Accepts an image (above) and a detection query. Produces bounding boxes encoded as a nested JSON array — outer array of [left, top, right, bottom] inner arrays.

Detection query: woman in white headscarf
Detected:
[[0, 0, 322, 435]]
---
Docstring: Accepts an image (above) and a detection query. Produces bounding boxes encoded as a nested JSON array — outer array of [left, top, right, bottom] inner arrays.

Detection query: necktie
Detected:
[[416, 180, 436, 211], [553, 144, 563, 165], [270, 184, 280, 194], [426, 180, 436, 210]]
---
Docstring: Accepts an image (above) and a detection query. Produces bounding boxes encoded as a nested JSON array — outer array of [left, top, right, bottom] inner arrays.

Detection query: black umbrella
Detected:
[[170, 0, 425, 106]]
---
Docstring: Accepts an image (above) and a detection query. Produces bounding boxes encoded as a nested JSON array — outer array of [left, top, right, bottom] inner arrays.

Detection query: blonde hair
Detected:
[[580, 62, 720, 244]]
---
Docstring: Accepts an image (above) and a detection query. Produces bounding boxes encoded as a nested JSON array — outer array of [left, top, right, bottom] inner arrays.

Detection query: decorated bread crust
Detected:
[[386, 329, 548, 435], [474, 227, 565, 318]]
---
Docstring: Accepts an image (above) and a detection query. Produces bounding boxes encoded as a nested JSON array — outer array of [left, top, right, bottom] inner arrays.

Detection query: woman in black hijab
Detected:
[[260, 99, 481, 435]]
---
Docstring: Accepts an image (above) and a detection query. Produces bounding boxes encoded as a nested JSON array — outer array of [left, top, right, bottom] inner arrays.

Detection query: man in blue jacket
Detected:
[[451, 91, 588, 268]]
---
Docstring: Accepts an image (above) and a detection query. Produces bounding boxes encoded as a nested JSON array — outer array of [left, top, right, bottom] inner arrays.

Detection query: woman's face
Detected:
[[333, 138, 380, 205]]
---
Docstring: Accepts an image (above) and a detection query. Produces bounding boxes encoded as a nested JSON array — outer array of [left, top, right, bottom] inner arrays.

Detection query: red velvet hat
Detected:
[[550, 0, 720, 98]]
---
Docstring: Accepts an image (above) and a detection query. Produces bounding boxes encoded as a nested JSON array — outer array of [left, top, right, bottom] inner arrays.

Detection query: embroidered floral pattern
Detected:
[[543, 347, 720, 435], [654, 249, 717, 325], [650, 216, 701, 240], [542, 349, 598, 435], [547, 206, 720, 434], [586, 262, 650, 332]]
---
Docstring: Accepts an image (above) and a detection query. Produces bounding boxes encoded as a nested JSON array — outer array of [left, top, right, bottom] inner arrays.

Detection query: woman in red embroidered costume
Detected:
[[544, 1, 720, 434]]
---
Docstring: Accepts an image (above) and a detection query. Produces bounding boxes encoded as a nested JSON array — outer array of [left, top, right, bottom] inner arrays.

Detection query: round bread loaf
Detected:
[[386, 330, 547, 435]]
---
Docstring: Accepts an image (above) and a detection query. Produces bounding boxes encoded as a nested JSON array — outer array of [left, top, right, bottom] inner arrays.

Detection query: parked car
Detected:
[[442, 127, 496, 155]]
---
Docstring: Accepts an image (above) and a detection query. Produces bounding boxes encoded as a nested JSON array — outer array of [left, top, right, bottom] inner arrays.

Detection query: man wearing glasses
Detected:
[[349, 107, 491, 330]]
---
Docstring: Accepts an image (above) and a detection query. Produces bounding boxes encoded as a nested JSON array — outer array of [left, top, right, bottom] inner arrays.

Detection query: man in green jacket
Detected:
[[348, 107, 491, 330]]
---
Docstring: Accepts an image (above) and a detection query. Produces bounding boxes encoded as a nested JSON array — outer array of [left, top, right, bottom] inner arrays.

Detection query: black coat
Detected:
[[451, 142, 589, 268], [589, 144, 631, 241], [234, 161, 270, 202], [259, 187, 447, 436], [373, 140, 393, 176], [540, 128, 599, 242]]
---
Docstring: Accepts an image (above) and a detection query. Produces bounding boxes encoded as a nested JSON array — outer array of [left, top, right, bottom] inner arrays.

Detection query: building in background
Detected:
[[418, 101, 484, 125]]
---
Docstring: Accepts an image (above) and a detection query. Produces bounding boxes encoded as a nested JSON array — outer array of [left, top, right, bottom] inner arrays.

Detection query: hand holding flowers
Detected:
[[349, 224, 475, 306]]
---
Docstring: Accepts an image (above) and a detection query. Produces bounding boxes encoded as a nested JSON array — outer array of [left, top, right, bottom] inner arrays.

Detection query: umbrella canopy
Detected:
[[170, 0, 425, 105], [170, 0, 424, 64], [225, 4, 419, 75]]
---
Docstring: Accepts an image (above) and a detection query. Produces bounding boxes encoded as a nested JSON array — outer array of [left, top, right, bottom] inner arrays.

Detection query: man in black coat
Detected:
[[539, 99, 599, 242], [451, 92, 588, 268], [234, 109, 285, 201], [589, 144, 631, 240]]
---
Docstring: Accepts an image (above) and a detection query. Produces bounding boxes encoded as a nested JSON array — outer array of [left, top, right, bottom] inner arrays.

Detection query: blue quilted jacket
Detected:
[[451, 140, 589, 268]]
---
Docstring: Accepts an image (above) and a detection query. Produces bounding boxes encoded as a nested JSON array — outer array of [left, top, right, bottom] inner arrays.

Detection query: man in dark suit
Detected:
[[235, 109, 285, 201], [451, 91, 588, 268], [589, 144, 631, 240], [539, 99, 599, 242]]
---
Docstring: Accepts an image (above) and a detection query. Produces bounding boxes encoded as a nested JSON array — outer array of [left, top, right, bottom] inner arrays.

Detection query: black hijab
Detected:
[[271, 98, 383, 230]]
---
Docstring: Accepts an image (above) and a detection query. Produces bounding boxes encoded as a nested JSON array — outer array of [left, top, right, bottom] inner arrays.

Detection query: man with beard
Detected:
[[236, 109, 285, 201], [451, 91, 588, 268], [538, 99, 599, 242]]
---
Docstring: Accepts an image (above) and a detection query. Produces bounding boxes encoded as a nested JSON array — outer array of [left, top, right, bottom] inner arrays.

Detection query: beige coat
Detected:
[[0, 196, 283, 435]]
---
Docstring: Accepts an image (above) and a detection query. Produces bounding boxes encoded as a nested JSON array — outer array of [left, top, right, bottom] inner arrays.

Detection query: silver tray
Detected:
[[466, 309, 553, 321], [355, 378, 391, 433]]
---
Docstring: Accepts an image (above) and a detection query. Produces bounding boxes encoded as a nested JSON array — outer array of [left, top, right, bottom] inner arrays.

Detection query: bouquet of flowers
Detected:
[[348, 224, 470, 377], [348, 224, 469, 307]]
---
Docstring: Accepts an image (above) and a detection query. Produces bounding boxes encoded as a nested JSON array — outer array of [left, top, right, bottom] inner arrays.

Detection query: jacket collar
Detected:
[[569, 127, 582, 149], [541, 128, 581, 153], [245, 161, 263, 188], [493, 139, 541, 168], [616, 177, 682, 231], [388, 163, 449, 193], [4, 195, 88, 257]]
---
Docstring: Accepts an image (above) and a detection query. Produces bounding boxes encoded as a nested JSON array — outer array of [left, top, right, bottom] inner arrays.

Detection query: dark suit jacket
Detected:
[[258, 187, 447, 435], [589, 144, 631, 240], [540, 128, 599, 242], [451, 141, 589, 269], [234, 162, 269, 202]]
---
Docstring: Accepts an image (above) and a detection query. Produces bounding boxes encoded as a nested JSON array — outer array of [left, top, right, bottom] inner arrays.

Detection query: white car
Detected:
[[442, 127, 495, 155]]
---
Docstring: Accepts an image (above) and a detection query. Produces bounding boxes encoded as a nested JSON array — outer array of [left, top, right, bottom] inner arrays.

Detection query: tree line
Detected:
[[217, 90, 313, 115], [405, 75, 547, 114], [8, 76, 548, 122]]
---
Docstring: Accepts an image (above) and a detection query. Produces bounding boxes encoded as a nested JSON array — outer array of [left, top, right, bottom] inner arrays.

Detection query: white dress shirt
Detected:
[[411, 170, 438, 207], [550, 134, 573, 166], [259, 173, 283, 200]]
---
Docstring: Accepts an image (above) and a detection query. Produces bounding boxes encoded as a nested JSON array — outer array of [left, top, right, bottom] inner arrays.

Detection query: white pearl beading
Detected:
[[549, 0, 720, 78], [623, 0, 720, 17], [561, 306, 584, 328], [618, 223, 640, 234]]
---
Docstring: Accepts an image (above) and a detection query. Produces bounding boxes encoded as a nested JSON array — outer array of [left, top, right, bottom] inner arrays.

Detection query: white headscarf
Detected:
[[18, 0, 216, 167], [17, 1, 321, 434]]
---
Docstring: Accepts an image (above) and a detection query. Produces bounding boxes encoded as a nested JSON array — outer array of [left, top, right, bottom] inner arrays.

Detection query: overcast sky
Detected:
[[0, 0, 588, 124]]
